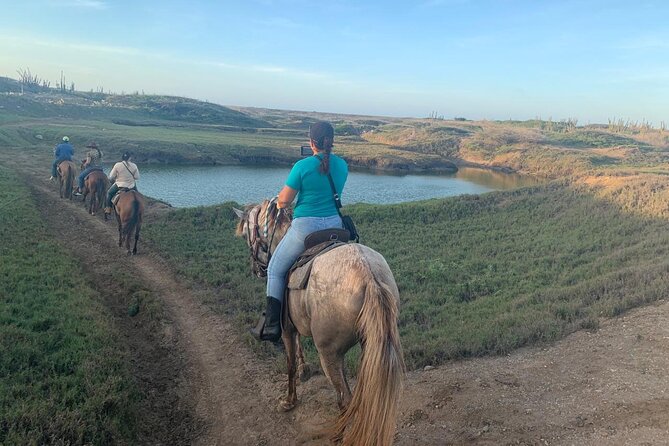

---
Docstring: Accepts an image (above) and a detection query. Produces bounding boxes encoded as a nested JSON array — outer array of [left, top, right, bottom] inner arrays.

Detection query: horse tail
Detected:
[[95, 176, 106, 211], [125, 194, 141, 237], [332, 277, 405, 446], [64, 163, 74, 199]]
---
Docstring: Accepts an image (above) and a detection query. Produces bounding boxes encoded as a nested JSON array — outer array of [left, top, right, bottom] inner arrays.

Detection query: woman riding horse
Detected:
[[74, 142, 104, 196], [104, 151, 140, 216], [236, 199, 403, 445], [254, 121, 348, 342]]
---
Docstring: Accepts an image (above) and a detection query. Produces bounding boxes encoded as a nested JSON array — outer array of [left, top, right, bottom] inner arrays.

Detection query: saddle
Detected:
[[286, 228, 349, 290], [83, 167, 104, 182], [56, 159, 72, 176], [111, 188, 133, 207]]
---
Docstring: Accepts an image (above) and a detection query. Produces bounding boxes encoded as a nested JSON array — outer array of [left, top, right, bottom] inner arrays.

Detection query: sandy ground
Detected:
[[16, 160, 669, 445]]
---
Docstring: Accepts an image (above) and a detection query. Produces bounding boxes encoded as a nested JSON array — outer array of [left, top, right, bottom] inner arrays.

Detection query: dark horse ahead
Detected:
[[82, 170, 109, 216], [108, 190, 144, 255]]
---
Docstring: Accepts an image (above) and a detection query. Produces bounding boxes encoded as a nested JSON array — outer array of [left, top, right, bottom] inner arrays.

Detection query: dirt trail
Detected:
[[16, 158, 669, 445]]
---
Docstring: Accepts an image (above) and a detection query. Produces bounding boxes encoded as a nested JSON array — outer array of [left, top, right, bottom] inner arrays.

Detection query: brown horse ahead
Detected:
[[235, 200, 404, 446], [82, 170, 109, 215], [110, 190, 145, 255], [57, 160, 76, 199]]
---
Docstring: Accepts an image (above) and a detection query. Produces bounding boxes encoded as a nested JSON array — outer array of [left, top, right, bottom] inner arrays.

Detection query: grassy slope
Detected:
[[0, 86, 456, 171], [0, 166, 138, 444], [142, 183, 669, 369]]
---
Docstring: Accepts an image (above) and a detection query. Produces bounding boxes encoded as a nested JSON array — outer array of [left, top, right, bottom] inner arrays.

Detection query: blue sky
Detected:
[[1, 0, 667, 124]]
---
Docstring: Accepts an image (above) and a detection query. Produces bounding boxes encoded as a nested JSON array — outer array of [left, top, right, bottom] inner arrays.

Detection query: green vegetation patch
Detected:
[[359, 184, 669, 366], [0, 166, 138, 444], [143, 184, 669, 370], [544, 130, 645, 149]]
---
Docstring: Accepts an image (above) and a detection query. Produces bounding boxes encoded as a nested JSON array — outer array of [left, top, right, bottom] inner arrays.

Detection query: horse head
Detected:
[[233, 198, 292, 278]]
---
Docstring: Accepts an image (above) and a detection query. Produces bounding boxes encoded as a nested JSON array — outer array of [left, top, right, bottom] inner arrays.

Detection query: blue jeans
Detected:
[[78, 166, 103, 189], [266, 215, 343, 302]]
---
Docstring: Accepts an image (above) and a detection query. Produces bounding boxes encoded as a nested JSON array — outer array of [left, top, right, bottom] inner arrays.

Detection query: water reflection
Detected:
[[454, 167, 540, 190], [135, 164, 539, 208]]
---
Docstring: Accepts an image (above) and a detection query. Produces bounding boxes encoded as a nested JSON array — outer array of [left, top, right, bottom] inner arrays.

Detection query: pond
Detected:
[[134, 164, 539, 208]]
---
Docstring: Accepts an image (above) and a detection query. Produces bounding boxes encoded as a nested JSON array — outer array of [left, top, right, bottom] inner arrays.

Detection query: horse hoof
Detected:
[[278, 398, 296, 412]]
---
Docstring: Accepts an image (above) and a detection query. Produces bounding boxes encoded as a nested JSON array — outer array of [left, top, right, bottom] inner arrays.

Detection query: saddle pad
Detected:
[[111, 188, 131, 207], [287, 240, 345, 290]]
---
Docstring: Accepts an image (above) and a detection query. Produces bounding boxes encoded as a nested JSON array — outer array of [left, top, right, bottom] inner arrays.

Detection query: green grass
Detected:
[[0, 166, 138, 444], [542, 130, 648, 149], [142, 183, 669, 370], [0, 114, 456, 174]]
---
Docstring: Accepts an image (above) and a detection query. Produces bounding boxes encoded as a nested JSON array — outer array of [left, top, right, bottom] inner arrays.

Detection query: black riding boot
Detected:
[[250, 297, 282, 342]]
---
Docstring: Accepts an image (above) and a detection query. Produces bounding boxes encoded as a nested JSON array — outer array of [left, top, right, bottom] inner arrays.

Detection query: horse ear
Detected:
[[232, 207, 245, 219]]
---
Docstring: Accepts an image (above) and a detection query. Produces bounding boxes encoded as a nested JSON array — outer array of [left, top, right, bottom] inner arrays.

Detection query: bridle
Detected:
[[242, 198, 288, 278]]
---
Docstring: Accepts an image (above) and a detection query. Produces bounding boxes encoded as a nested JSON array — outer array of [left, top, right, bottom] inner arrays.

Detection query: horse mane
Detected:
[[235, 200, 293, 238]]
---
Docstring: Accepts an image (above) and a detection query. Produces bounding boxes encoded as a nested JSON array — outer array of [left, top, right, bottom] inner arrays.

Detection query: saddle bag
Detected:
[[340, 215, 359, 243]]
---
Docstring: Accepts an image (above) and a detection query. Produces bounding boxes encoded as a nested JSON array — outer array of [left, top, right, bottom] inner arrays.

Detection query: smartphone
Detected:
[[300, 145, 312, 157]]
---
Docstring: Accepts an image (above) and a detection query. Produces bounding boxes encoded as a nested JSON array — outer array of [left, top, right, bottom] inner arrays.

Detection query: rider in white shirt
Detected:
[[104, 151, 140, 215]]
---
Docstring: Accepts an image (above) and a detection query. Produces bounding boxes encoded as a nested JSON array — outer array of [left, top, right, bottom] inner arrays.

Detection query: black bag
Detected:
[[327, 172, 359, 243], [341, 215, 359, 243]]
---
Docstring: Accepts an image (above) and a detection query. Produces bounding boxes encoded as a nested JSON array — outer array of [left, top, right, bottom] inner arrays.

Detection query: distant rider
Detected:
[[50, 136, 74, 180], [252, 121, 348, 342], [104, 151, 140, 215], [74, 142, 104, 196]]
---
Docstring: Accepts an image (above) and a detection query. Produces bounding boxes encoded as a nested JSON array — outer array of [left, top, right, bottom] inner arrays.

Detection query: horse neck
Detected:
[[257, 202, 291, 251]]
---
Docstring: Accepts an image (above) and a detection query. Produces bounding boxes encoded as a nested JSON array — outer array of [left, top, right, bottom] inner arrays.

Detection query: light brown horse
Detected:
[[82, 170, 109, 215], [235, 199, 404, 446], [57, 160, 76, 199], [112, 190, 144, 255]]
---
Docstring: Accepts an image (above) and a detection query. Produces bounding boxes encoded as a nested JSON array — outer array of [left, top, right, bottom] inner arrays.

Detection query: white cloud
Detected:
[[25, 37, 140, 55]]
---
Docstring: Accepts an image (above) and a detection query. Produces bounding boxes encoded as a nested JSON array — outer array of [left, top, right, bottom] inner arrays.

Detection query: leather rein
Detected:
[[244, 198, 287, 278]]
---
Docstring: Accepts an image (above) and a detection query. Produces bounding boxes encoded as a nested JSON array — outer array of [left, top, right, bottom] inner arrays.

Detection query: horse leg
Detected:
[[279, 323, 299, 412], [85, 190, 92, 214], [132, 223, 140, 255], [317, 349, 352, 410], [125, 223, 133, 255], [117, 219, 123, 247], [296, 337, 313, 382], [90, 191, 96, 215]]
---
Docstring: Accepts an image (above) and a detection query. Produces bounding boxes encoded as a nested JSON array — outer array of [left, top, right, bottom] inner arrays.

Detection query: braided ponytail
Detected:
[[308, 121, 335, 174]]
